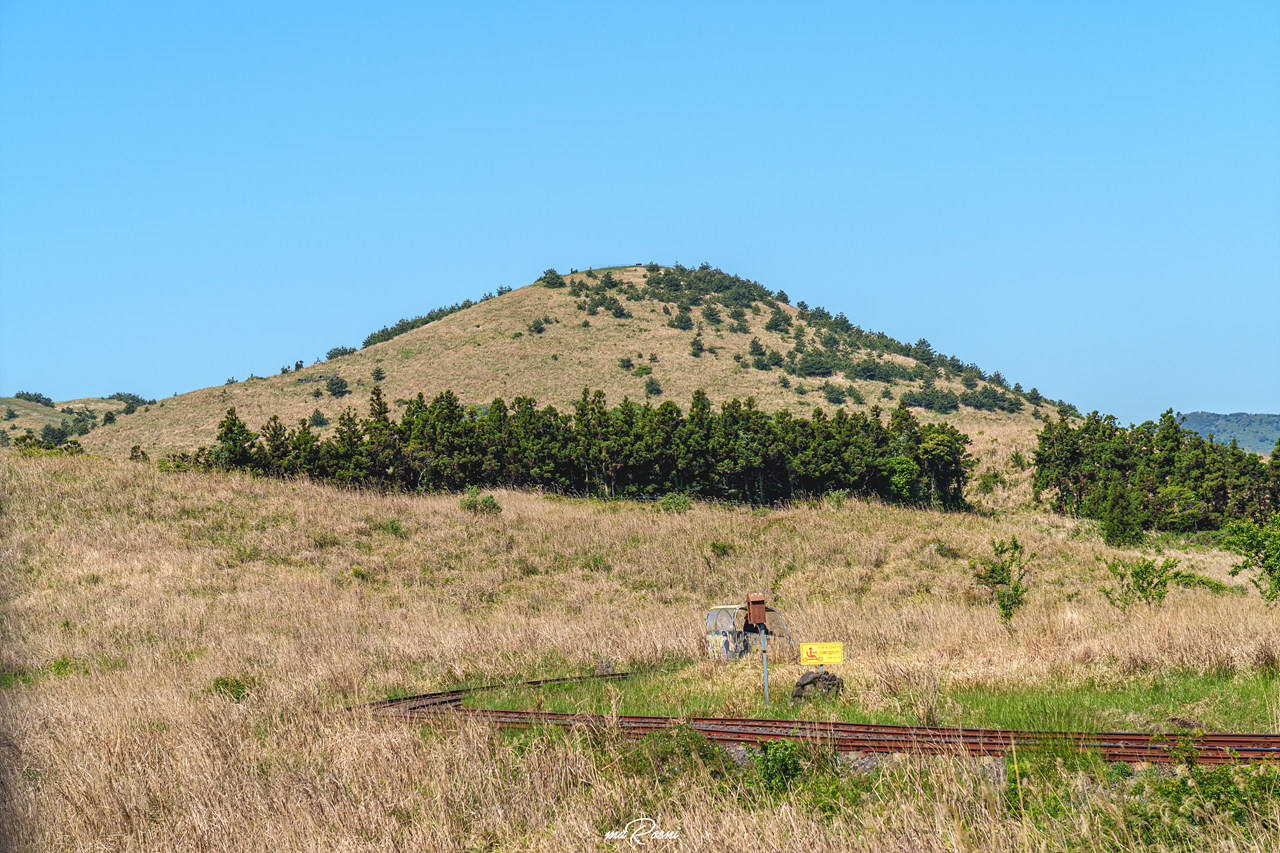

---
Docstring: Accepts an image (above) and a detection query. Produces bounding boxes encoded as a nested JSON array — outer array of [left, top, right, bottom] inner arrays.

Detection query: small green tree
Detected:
[[102, 411, 116, 425], [1220, 513, 1280, 602], [644, 376, 662, 397], [459, 486, 501, 514], [971, 536, 1034, 624], [1101, 481, 1144, 546], [3, 407, 16, 420], [326, 376, 349, 397], [371, 366, 386, 382], [1100, 556, 1188, 611], [540, 268, 566, 288], [690, 336, 704, 357], [309, 409, 329, 427]]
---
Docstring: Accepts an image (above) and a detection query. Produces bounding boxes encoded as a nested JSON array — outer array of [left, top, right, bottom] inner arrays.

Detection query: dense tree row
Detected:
[[176, 387, 976, 508], [1033, 409, 1279, 539]]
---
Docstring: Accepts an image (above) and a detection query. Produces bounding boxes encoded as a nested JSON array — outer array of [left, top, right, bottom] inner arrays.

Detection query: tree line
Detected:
[[1033, 409, 1279, 543], [167, 387, 976, 508]]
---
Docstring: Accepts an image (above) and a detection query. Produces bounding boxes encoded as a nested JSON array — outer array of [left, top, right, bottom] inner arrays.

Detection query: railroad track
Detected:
[[358, 671, 1280, 765]]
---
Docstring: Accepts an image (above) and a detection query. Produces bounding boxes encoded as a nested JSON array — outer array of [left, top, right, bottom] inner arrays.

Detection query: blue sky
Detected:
[[2, 0, 1277, 425]]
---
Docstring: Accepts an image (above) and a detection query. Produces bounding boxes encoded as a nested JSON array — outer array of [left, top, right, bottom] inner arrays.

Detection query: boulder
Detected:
[[791, 670, 844, 701]]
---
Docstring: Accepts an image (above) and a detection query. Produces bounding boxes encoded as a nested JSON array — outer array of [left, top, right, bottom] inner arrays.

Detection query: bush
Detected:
[[754, 739, 804, 793], [527, 318, 545, 334], [459, 486, 501, 514], [690, 336, 704, 358], [539, 268, 566, 288], [971, 536, 1033, 624], [1099, 555, 1212, 611], [14, 391, 53, 407], [644, 376, 662, 396], [326, 376, 349, 397], [326, 346, 356, 360], [668, 311, 694, 330], [3, 406, 15, 420], [618, 356, 634, 371], [1220, 513, 1280, 601], [371, 366, 385, 381], [309, 409, 329, 427], [659, 493, 692, 513]]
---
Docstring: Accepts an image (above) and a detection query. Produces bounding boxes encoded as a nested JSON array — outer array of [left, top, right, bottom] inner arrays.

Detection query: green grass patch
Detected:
[[467, 668, 1279, 733]]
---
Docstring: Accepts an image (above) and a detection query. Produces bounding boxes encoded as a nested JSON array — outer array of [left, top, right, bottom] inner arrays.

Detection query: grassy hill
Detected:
[[1, 395, 126, 445], [1180, 412, 1280, 456], [72, 265, 1058, 465]]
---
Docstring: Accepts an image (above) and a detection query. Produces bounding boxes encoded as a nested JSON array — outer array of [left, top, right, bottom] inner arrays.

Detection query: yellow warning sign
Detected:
[[800, 643, 843, 666]]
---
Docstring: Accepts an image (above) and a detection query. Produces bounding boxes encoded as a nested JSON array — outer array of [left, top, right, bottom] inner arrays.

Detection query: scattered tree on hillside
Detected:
[[14, 391, 54, 408]]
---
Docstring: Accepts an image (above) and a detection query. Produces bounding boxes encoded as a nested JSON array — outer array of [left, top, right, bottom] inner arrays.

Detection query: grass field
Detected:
[[2, 454, 1278, 851]]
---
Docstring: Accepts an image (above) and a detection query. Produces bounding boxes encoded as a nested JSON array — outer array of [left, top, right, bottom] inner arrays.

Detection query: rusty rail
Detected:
[[357, 672, 1280, 765]]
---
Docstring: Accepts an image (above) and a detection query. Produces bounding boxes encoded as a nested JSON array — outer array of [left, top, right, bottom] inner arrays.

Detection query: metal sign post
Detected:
[[760, 628, 769, 708], [746, 593, 769, 708]]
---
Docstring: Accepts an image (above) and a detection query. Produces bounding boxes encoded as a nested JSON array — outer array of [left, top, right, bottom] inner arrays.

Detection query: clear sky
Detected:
[[2, 0, 1277, 425]]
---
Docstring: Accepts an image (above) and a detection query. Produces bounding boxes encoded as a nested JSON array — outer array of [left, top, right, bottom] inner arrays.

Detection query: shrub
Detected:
[[668, 310, 694, 330], [976, 470, 1006, 494], [309, 409, 329, 427], [633, 365, 652, 377], [539, 268, 566, 288], [1220, 513, 1280, 601], [618, 356, 634, 371], [326, 346, 356, 360], [129, 445, 149, 463], [326, 376, 349, 397], [3, 406, 15, 420], [644, 376, 662, 396], [1099, 555, 1215, 611], [459, 486, 501, 515], [14, 391, 54, 407], [659, 493, 692, 513], [820, 382, 846, 405], [0, 430, 8, 447], [371, 366, 386, 381], [690, 336, 704, 357], [971, 536, 1033, 624], [527, 318, 545, 334], [754, 739, 804, 793]]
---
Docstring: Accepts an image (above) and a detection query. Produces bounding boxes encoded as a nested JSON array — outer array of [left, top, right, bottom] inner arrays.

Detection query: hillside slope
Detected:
[[76, 266, 1054, 460], [1180, 412, 1280, 456]]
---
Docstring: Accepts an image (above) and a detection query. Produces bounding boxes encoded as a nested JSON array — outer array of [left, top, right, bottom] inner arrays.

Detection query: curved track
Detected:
[[358, 672, 1280, 765]]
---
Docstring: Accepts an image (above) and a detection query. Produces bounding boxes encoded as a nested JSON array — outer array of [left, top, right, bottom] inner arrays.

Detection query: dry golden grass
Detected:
[[72, 268, 1050, 459], [0, 396, 125, 443], [2, 455, 1277, 851]]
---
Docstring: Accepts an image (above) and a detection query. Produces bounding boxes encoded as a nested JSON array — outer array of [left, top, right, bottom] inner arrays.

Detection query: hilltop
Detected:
[[64, 265, 1061, 462]]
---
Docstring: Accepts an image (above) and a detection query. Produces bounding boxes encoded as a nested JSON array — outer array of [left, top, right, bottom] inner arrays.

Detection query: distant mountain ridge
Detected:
[[1180, 412, 1280, 456]]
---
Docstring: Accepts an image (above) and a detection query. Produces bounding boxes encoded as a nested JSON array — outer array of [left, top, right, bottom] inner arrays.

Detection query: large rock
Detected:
[[791, 670, 844, 701]]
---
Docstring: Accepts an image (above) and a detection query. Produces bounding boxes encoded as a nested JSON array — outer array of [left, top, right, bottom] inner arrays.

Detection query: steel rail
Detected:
[[360, 677, 1279, 765]]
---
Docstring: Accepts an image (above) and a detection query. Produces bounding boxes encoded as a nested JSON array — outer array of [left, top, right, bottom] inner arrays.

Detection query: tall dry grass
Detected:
[[1, 456, 1276, 851]]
